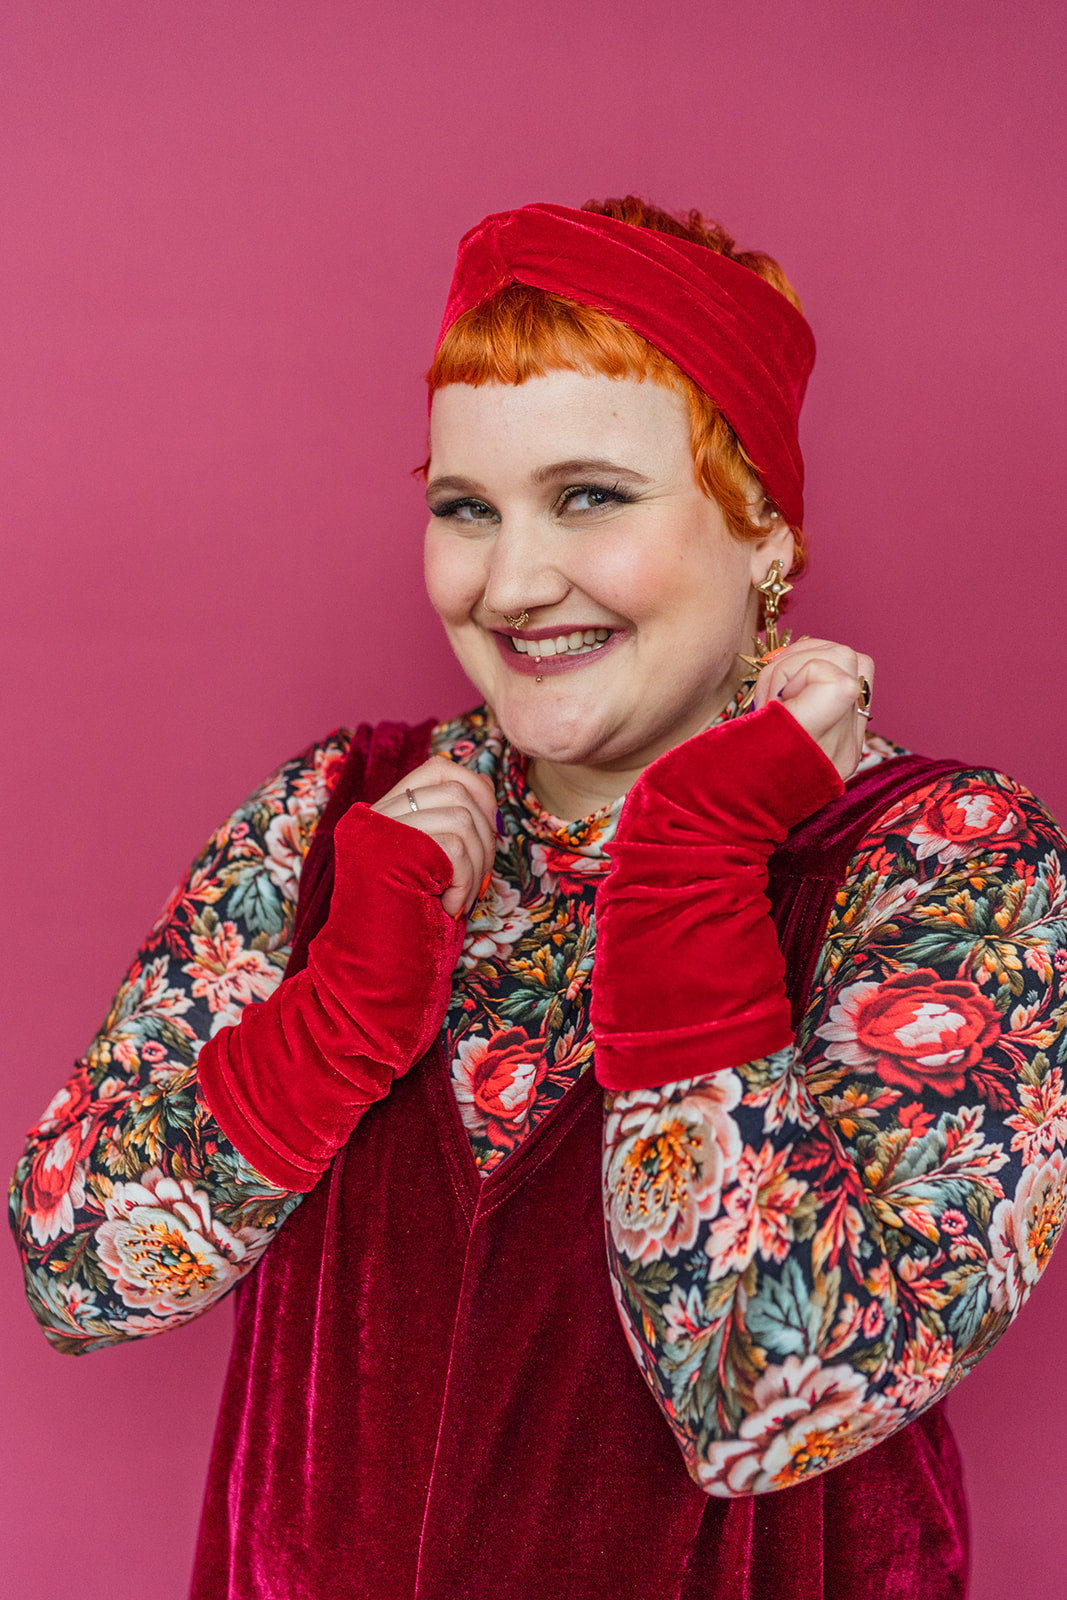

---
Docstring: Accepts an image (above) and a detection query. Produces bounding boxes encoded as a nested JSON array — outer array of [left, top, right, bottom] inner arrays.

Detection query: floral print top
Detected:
[[10, 702, 1067, 1496]]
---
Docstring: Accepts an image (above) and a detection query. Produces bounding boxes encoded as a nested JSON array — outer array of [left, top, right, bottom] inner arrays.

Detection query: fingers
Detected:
[[751, 638, 870, 702], [372, 757, 497, 918], [750, 639, 875, 781]]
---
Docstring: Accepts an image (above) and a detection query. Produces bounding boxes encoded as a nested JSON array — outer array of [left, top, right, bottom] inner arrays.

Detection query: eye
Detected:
[[429, 497, 499, 524], [558, 483, 633, 514]]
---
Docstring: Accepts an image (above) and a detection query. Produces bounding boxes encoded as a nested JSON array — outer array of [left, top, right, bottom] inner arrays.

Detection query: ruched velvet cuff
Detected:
[[591, 701, 844, 1090], [197, 804, 465, 1191]]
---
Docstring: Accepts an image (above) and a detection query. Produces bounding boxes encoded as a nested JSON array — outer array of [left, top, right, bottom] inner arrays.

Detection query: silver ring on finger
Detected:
[[405, 787, 419, 813], [856, 677, 873, 719]]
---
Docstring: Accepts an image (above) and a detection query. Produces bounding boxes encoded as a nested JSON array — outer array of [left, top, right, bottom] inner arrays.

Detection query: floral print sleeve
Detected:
[[8, 732, 351, 1353], [604, 762, 1067, 1495]]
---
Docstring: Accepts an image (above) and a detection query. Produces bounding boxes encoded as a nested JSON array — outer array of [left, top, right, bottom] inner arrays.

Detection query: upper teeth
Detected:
[[512, 628, 611, 659]]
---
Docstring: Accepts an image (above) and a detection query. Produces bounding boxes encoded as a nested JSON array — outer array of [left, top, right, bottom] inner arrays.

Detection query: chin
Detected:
[[492, 695, 632, 768]]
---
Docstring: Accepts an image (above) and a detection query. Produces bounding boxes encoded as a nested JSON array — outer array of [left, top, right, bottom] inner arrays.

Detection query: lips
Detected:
[[491, 626, 622, 677]]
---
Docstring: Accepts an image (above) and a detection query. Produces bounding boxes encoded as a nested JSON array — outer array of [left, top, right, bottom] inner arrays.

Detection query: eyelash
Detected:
[[430, 484, 634, 521], [559, 483, 633, 513]]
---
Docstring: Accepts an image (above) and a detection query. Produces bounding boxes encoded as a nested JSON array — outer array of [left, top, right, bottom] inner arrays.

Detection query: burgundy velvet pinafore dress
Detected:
[[191, 720, 969, 1600]]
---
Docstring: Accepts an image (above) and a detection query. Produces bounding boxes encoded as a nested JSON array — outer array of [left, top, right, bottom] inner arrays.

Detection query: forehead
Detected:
[[428, 371, 692, 479]]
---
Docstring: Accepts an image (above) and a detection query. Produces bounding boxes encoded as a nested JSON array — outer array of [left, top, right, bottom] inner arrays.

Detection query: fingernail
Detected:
[[452, 907, 466, 923], [495, 808, 505, 834], [479, 871, 492, 899]]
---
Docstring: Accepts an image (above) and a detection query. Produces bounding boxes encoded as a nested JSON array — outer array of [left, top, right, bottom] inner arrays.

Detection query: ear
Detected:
[[748, 514, 796, 585]]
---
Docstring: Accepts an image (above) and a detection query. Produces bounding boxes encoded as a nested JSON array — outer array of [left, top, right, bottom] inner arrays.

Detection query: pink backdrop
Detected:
[[2, 3, 1064, 1595]]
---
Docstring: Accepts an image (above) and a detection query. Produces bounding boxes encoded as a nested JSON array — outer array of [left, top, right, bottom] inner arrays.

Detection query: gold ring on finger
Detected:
[[856, 677, 873, 719]]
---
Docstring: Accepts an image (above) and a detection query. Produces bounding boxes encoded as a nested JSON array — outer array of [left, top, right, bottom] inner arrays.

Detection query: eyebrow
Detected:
[[425, 459, 652, 498], [531, 458, 652, 486]]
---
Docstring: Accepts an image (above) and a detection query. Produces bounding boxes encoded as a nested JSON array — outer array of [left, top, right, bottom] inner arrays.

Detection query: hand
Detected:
[[372, 757, 497, 919], [749, 637, 874, 782]]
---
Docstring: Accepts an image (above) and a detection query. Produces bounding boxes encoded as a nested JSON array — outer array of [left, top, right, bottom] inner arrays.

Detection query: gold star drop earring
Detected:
[[737, 559, 795, 710]]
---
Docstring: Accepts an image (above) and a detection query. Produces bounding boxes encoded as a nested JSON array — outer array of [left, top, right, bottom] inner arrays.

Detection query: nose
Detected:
[[481, 517, 569, 622]]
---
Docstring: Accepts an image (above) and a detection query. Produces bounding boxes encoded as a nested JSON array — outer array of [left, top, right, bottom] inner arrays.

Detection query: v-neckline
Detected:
[[422, 1040, 601, 1218]]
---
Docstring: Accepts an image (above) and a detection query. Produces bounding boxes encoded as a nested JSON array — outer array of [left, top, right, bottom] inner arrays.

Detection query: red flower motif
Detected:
[[528, 841, 606, 896], [930, 786, 1020, 842], [451, 1027, 549, 1148], [29, 1061, 94, 1139], [906, 782, 1025, 863], [861, 1301, 885, 1339], [852, 970, 1002, 1095], [24, 1063, 115, 1244], [26, 1132, 83, 1218]]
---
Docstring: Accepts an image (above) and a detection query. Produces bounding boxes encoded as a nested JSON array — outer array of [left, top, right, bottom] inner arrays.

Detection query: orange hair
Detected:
[[426, 196, 808, 576]]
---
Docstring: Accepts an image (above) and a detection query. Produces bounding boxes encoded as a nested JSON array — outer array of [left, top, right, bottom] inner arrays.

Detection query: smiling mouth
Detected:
[[510, 628, 612, 660]]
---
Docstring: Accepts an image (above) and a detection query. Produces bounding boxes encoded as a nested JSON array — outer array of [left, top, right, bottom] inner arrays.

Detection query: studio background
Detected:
[[2, 3, 1064, 1596]]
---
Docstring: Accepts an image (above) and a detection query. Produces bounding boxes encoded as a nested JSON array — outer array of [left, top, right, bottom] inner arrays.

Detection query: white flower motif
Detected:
[[95, 1168, 270, 1317], [663, 1282, 720, 1347], [987, 1150, 1067, 1314], [57, 1281, 100, 1318], [696, 1356, 892, 1496], [263, 806, 310, 901], [604, 1076, 742, 1264], [460, 876, 533, 969]]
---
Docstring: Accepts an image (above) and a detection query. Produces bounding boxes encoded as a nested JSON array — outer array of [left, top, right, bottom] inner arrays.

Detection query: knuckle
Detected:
[[437, 827, 467, 859], [443, 805, 475, 833], [420, 756, 458, 786]]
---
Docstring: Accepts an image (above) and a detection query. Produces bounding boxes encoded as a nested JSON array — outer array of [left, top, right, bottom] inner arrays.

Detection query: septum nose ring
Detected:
[[503, 610, 529, 629]]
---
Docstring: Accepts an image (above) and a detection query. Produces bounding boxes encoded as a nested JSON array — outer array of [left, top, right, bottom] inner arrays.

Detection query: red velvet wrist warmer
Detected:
[[591, 702, 844, 1090], [197, 804, 464, 1191]]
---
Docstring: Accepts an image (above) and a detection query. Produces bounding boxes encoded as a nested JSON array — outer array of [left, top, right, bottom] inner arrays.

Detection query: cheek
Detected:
[[423, 530, 483, 621], [573, 539, 687, 616], [585, 531, 745, 622]]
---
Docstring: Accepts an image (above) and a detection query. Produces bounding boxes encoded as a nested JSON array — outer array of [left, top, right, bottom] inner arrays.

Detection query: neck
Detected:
[[524, 691, 745, 820], [509, 663, 754, 823], [525, 756, 639, 822]]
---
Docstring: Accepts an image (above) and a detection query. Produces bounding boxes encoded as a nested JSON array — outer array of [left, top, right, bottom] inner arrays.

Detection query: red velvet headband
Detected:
[[435, 203, 816, 527]]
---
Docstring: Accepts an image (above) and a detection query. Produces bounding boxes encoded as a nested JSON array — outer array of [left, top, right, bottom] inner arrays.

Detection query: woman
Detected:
[[11, 198, 1067, 1599]]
